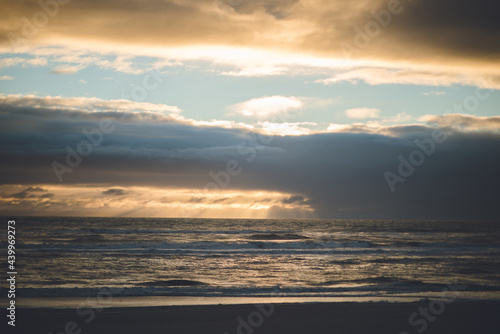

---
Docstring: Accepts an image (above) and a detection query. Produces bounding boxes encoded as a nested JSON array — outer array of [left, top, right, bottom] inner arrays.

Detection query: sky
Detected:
[[0, 0, 499, 220]]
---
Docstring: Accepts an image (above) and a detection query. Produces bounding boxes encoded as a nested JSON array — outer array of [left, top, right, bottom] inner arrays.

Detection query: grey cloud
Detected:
[[7, 186, 49, 198], [303, 0, 500, 66], [282, 195, 307, 205], [221, 0, 300, 19], [188, 197, 205, 203], [10, 190, 28, 199], [25, 186, 47, 192], [423, 114, 500, 131], [102, 188, 126, 196], [1, 103, 500, 221], [389, 0, 500, 60]]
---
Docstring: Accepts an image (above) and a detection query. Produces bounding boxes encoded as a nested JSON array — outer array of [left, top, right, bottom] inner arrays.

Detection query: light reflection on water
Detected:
[[4, 217, 500, 300]]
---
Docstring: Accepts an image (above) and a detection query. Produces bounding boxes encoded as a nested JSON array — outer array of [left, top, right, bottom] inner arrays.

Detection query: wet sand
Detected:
[[12, 301, 500, 334]]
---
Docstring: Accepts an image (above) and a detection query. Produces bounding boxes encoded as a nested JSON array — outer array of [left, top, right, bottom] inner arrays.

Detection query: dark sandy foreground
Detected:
[[8, 301, 500, 334]]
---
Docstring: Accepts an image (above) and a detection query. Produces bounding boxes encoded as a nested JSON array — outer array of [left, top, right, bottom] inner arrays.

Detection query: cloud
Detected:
[[0, 93, 182, 116], [0, 0, 499, 88], [0, 93, 309, 136], [0, 75, 13, 80], [230, 95, 304, 119], [258, 121, 316, 136], [419, 114, 500, 132], [317, 67, 500, 89], [1, 95, 500, 220], [6, 186, 49, 199], [0, 185, 313, 218], [94, 55, 150, 75], [9, 190, 28, 199], [2, 2, 500, 221], [102, 188, 126, 196], [388, 112, 412, 124], [345, 107, 380, 119], [0, 57, 48, 68], [282, 195, 309, 205], [50, 64, 86, 74], [1, 48, 155, 75], [327, 122, 393, 135], [25, 186, 47, 192], [422, 91, 446, 96]]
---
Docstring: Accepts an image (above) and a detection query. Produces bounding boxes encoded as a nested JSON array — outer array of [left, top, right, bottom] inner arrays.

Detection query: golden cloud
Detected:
[[0, 0, 498, 87], [0, 184, 314, 218]]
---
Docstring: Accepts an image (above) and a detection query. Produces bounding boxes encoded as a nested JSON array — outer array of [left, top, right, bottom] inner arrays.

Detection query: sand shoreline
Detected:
[[5, 295, 449, 309], [11, 300, 500, 334]]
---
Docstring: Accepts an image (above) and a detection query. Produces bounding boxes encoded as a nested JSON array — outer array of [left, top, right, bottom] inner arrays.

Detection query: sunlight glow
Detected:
[[0, 185, 314, 218]]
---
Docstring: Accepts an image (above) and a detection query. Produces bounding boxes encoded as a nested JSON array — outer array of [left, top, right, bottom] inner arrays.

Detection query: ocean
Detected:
[[3, 217, 500, 304]]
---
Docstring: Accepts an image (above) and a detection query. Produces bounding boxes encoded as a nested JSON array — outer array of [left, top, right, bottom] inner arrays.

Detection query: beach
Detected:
[[4, 217, 500, 333], [2, 0, 500, 332], [14, 301, 500, 334]]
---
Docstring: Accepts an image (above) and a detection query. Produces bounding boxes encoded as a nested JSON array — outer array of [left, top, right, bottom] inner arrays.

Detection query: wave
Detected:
[[247, 233, 310, 241], [48, 228, 295, 236], [10, 282, 500, 298], [138, 280, 209, 287], [14, 238, 493, 258], [313, 277, 427, 286], [17, 240, 379, 255]]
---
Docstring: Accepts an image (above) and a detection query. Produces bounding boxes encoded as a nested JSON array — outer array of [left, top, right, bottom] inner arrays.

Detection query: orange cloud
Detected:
[[0, 0, 498, 88], [0, 184, 314, 218]]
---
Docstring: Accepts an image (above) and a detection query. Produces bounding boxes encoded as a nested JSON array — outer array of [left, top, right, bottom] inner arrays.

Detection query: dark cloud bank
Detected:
[[1, 103, 499, 221]]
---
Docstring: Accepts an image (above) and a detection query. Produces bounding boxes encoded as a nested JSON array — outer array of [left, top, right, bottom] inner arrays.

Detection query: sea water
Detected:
[[2, 217, 500, 304]]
